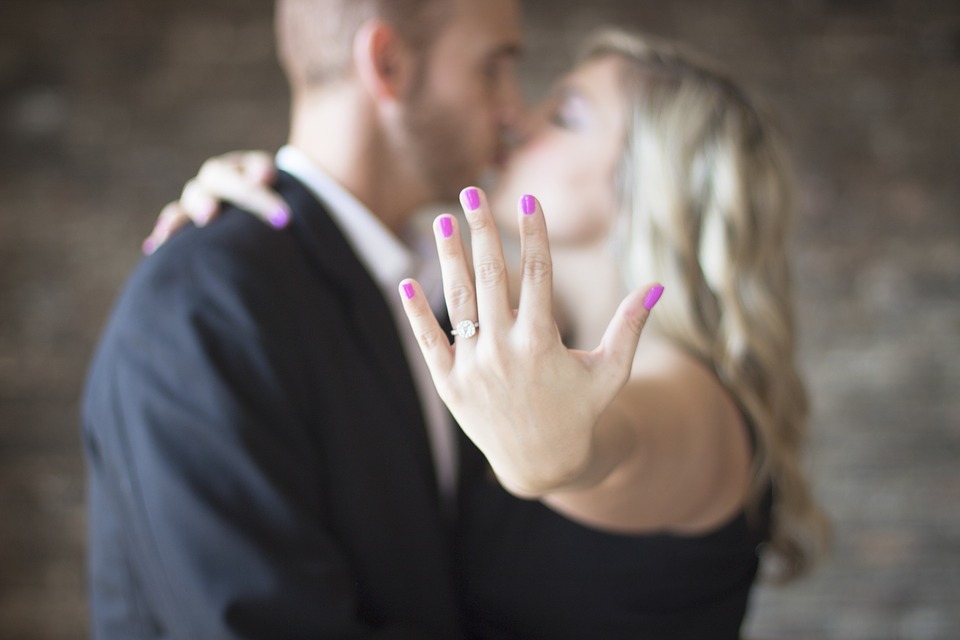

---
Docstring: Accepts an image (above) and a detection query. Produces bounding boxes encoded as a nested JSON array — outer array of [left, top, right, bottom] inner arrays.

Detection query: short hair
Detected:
[[276, 0, 453, 88]]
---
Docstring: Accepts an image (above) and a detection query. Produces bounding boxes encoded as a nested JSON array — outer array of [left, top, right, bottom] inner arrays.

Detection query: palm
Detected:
[[399, 188, 657, 496]]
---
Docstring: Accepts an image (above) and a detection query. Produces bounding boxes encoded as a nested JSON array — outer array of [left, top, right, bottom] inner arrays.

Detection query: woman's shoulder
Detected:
[[622, 338, 755, 534], [628, 339, 742, 428]]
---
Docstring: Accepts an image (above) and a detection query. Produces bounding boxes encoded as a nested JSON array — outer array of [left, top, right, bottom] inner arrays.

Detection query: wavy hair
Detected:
[[582, 30, 829, 581]]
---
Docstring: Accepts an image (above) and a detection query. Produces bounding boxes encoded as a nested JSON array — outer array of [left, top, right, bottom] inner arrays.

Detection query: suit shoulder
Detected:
[[151, 209, 295, 279], [110, 210, 330, 343], [144, 209, 319, 294]]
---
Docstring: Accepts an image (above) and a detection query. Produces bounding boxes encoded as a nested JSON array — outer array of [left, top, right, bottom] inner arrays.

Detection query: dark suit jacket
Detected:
[[82, 172, 461, 639]]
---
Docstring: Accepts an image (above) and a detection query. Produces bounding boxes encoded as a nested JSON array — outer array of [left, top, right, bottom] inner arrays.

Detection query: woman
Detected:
[[149, 30, 828, 638]]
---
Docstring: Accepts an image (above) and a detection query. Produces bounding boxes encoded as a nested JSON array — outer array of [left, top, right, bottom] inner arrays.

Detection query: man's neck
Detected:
[[287, 89, 427, 234]]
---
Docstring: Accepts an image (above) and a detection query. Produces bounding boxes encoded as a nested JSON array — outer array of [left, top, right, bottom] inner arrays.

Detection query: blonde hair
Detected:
[[582, 30, 829, 581]]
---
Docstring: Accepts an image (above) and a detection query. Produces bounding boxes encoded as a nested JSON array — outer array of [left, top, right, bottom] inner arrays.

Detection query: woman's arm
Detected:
[[400, 186, 750, 536]]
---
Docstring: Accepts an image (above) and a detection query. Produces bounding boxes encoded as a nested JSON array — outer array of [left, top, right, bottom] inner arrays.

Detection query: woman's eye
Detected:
[[550, 93, 586, 130]]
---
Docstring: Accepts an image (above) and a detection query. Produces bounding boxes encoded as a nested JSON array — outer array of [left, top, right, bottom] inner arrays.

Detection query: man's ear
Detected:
[[353, 20, 415, 102]]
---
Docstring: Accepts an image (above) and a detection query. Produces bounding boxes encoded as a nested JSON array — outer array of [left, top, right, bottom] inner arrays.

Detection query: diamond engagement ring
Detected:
[[451, 320, 480, 339]]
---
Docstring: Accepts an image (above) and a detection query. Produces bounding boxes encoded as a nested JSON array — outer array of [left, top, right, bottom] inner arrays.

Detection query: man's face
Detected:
[[400, 0, 524, 201]]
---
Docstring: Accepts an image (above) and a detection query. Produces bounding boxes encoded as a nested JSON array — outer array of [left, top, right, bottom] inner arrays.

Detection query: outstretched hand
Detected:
[[399, 187, 663, 498]]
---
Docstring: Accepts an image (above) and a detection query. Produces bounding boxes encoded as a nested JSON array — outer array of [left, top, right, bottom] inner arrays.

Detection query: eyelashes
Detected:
[[548, 88, 589, 131]]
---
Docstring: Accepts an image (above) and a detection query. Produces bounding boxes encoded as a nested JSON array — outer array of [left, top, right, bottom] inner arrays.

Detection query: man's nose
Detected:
[[502, 107, 534, 153], [498, 81, 528, 147], [497, 73, 526, 129]]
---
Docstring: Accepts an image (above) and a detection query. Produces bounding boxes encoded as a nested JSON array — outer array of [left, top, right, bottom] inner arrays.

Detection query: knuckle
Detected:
[[199, 156, 234, 184], [180, 179, 199, 200], [242, 151, 266, 168], [522, 255, 552, 284], [250, 156, 275, 183], [520, 324, 557, 356], [475, 258, 506, 288], [197, 159, 218, 181], [417, 328, 445, 351], [626, 309, 648, 338], [446, 283, 474, 310], [466, 210, 494, 233]]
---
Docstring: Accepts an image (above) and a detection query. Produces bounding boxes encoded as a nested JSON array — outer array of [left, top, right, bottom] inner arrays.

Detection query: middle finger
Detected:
[[459, 187, 512, 331]]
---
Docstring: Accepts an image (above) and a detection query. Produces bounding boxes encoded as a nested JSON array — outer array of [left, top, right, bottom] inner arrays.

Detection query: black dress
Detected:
[[455, 435, 771, 640]]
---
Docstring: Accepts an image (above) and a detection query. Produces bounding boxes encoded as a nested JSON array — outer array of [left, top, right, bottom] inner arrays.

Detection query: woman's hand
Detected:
[[399, 187, 663, 498], [142, 151, 290, 254]]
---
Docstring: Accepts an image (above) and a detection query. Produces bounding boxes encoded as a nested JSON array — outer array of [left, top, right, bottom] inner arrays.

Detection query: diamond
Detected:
[[455, 319, 478, 339]]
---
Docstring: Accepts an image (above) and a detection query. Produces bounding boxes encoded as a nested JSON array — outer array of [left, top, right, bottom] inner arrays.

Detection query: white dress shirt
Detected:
[[276, 146, 458, 504]]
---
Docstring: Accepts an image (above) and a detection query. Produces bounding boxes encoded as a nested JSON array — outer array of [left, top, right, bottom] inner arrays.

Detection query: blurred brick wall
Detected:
[[1, 0, 957, 638]]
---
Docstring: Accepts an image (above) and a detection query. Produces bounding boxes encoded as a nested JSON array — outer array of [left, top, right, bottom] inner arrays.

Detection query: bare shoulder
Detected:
[[628, 339, 739, 426], [617, 339, 753, 533], [542, 339, 753, 535]]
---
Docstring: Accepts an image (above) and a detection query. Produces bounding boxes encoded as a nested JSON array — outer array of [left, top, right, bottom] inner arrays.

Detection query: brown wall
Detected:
[[1, 0, 958, 637]]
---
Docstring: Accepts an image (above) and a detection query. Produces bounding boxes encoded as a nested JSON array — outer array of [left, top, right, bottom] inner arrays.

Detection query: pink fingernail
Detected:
[[439, 215, 454, 238], [269, 206, 290, 229], [142, 238, 157, 255], [402, 282, 416, 300], [521, 194, 537, 215], [643, 285, 664, 310], [463, 187, 481, 212]]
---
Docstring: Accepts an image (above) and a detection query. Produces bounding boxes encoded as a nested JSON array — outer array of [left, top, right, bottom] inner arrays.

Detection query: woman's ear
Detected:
[[353, 19, 415, 102]]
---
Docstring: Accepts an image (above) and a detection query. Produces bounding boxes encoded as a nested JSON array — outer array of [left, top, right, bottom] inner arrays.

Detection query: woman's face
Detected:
[[492, 55, 627, 247]]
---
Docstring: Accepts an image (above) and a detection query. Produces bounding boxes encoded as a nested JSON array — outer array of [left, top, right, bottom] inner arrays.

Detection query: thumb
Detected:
[[594, 284, 664, 381]]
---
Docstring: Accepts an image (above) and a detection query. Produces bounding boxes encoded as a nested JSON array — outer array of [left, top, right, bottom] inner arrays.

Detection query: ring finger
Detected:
[[433, 213, 480, 345]]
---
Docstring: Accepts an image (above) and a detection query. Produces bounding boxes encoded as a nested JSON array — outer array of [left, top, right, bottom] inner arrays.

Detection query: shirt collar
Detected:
[[276, 145, 414, 292]]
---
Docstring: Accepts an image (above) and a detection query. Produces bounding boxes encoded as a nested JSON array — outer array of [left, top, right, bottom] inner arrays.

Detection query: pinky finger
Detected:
[[398, 279, 454, 382], [143, 202, 191, 255]]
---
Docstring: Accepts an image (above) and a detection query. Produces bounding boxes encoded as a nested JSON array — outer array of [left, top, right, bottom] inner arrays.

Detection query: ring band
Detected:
[[451, 320, 480, 339]]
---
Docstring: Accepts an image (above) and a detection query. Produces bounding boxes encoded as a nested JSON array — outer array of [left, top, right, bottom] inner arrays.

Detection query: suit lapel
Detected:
[[274, 171, 439, 502]]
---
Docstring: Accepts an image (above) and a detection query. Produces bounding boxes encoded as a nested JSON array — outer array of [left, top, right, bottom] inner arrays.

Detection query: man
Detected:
[[82, 0, 523, 637]]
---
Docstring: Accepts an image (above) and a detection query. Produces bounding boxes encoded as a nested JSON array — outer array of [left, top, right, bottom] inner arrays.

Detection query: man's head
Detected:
[[277, 0, 524, 205], [276, 0, 451, 88]]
